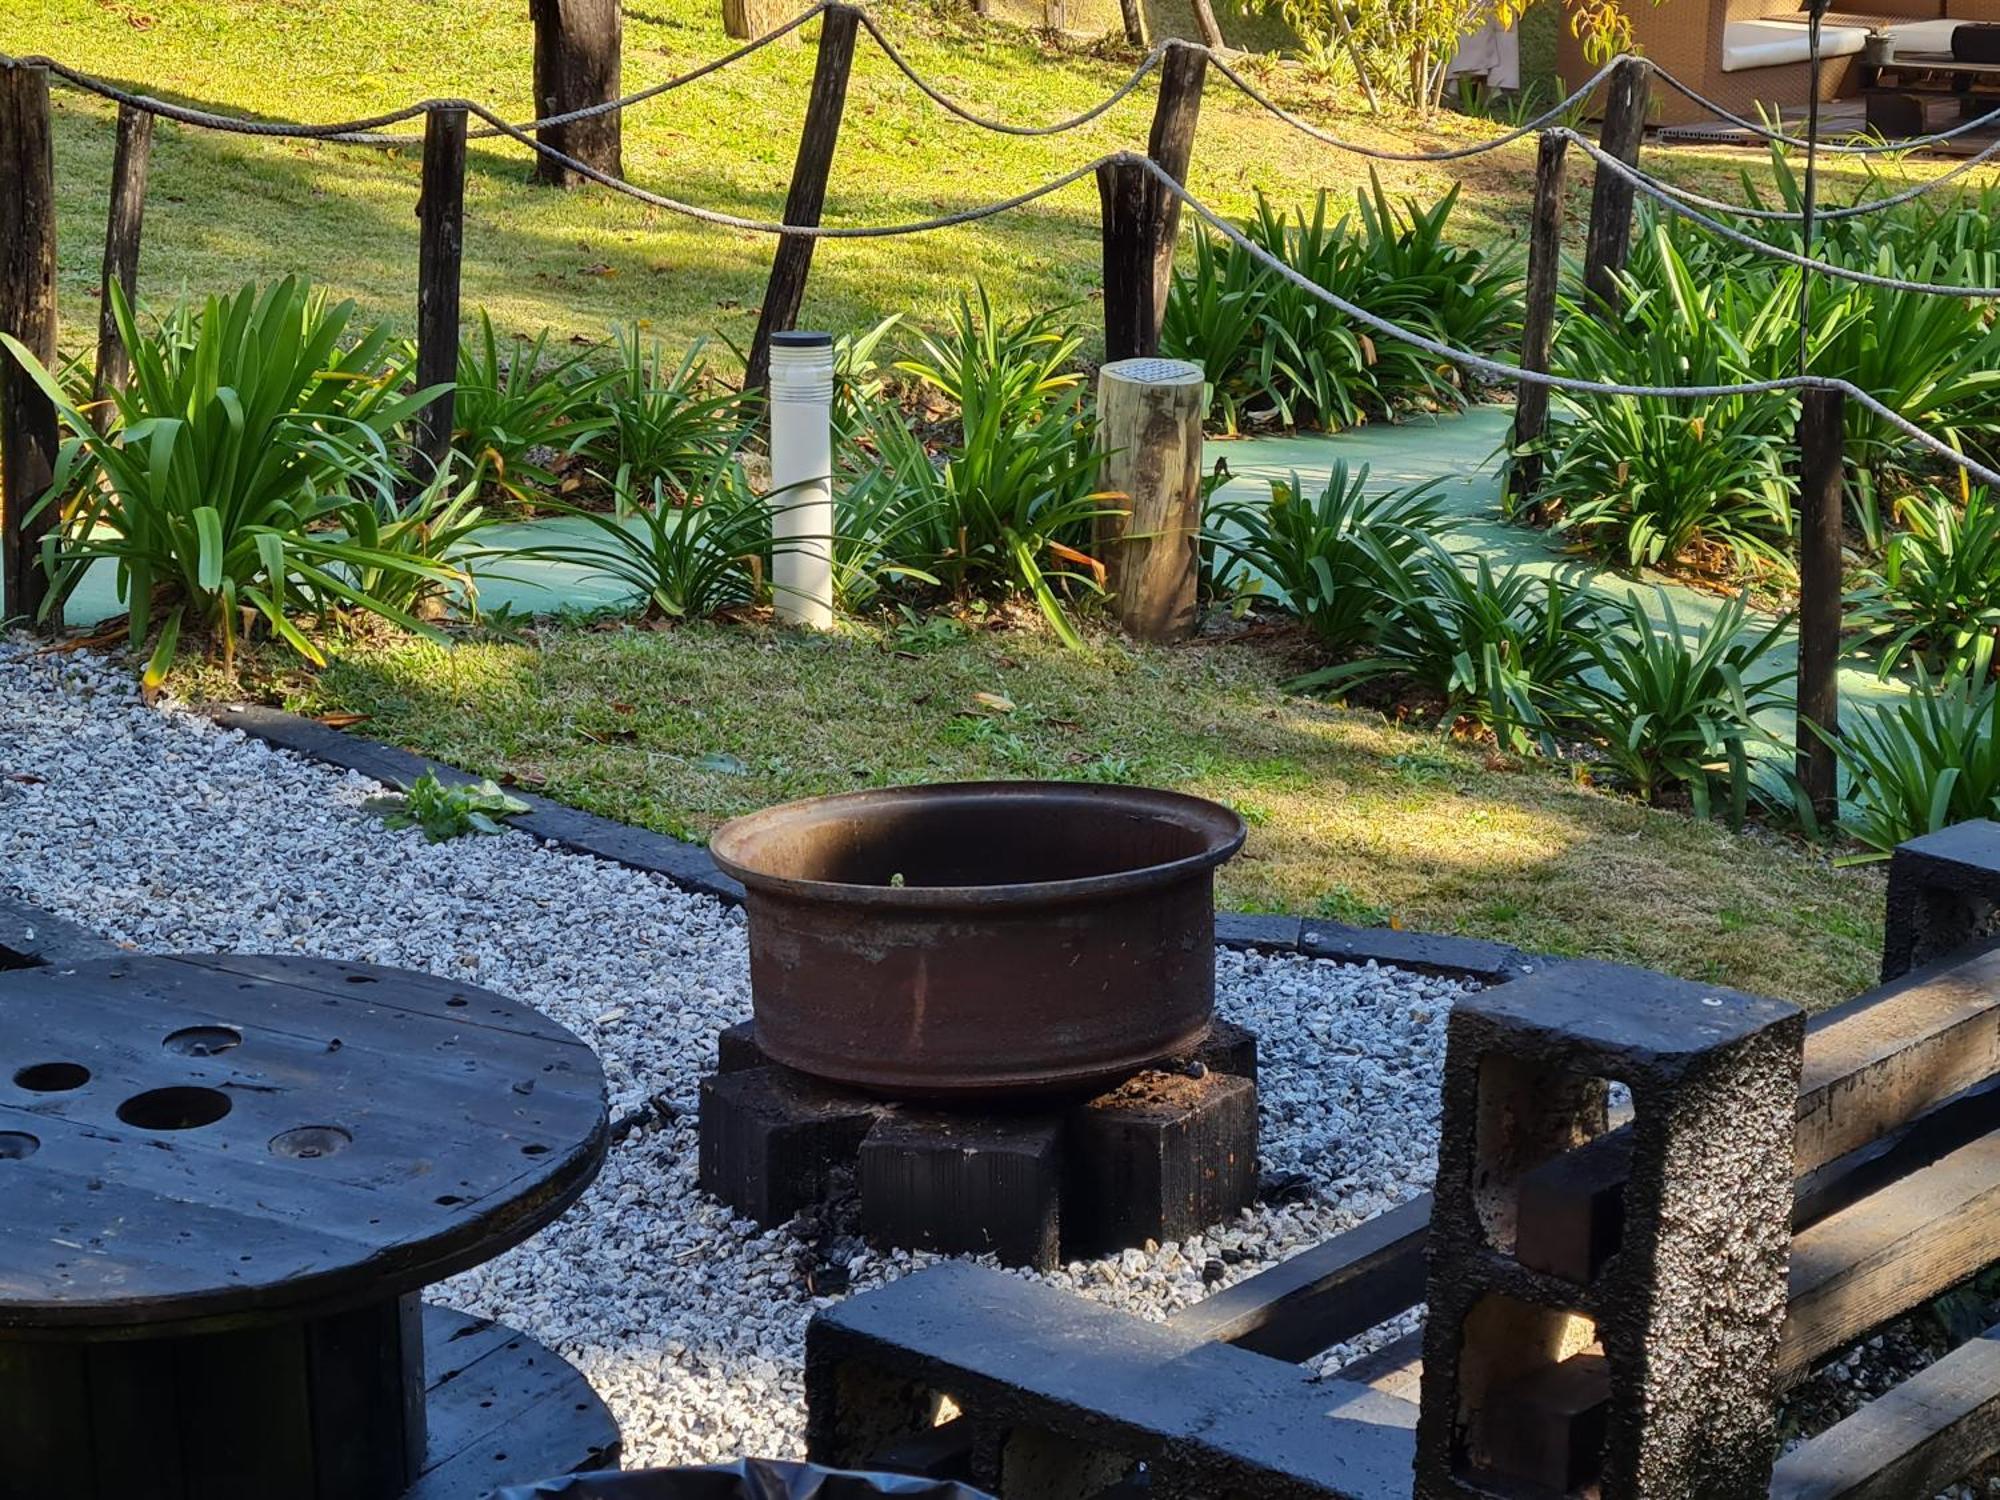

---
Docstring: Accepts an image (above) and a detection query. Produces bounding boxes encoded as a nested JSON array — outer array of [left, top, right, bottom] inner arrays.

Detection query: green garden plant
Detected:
[[1163, 178, 1521, 435], [366, 769, 530, 841], [1296, 548, 1605, 753], [888, 293, 1112, 647], [1205, 462, 1449, 653], [2, 278, 454, 687], [1821, 654, 2000, 859], [1538, 230, 1795, 574], [341, 457, 492, 621], [1847, 486, 2000, 679], [589, 328, 748, 499], [509, 458, 774, 622], [1558, 590, 1791, 824], [453, 311, 609, 503]]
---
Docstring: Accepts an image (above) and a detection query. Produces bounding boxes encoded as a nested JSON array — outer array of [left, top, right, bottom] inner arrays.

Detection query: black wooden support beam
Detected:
[[1507, 129, 1568, 506], [0, 57, 59, 630], [745, 4, 859, 395], [1796, 385, 1846, 825], [1581, 56, 1649, 312], [415, 104, 468, 472], [91, 102, 152, 426]]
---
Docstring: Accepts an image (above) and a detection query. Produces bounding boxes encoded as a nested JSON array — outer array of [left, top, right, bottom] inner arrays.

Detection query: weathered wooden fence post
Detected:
[[1507, 129, 1568, 505], [91, 103, 152, 426], [1582, 55, 1649, 312], [1116, 0, 1148, 48], [1795, 386, 1846, 827], [1096, 358, 1205, 642], [0, 58, 59, 630], [1145, 43, 1205, 344], [1097, 157, 1155, 364], [529, 0, 623, 187], [1188, 0, 1226, 51], [745, 3, 859, 395], [415, 104, 468, 471]]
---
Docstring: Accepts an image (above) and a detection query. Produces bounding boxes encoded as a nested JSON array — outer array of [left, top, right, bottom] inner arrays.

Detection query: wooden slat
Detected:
[[1781, 1126, 2000, 1383], [1771, 1322, 2000, 1500], [1515, 941, 2000, 1281], [1162, 1194, 1428, 1360]]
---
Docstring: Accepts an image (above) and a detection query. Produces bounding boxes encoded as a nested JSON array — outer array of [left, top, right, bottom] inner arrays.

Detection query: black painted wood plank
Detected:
[[413, 1306, 620, 1497]]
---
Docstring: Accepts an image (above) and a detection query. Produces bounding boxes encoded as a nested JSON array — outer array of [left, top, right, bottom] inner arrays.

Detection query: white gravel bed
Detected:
[[0, 640, 1459, 1469]]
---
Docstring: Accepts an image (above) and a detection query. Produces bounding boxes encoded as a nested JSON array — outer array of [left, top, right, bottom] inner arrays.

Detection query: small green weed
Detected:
[[367, 770, 530, 841]]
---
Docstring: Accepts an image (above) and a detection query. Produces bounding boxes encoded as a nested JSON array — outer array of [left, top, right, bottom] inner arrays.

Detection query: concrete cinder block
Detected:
[[1416, 959, 1804, 1500], [1883, 820, 2000, 982]]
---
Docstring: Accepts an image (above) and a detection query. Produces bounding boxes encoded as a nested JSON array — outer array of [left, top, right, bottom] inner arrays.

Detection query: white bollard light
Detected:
[[768, 330, 836, 629]]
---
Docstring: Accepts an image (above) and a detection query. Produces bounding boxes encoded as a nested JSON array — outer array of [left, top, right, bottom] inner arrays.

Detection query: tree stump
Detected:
[[1095, 357, 1205, 643]]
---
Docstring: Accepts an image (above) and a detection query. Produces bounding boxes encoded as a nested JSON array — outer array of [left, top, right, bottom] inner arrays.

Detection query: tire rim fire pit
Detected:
[[699, 782, 1265, 1268], [711, 781, 1246, 1098]]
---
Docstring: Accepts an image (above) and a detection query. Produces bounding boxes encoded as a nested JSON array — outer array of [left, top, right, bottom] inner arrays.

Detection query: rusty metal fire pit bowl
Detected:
[[709, 782, 1246, 1098]]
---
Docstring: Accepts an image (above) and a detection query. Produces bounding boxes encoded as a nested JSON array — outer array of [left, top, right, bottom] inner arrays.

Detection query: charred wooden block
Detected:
[[1178, 1017, 1259, 1086], [696, 1065, 885, 1224], [1417, 960, 1804, 1500], [715, 1019, 767, 1074], [1514, 1129, 1632, 1285], [1884, 820, 2000, 981], [1065, 1070, 1257, 1257], [1477, 1351, 1611, 1494], [860, 1112, 1064, 1270]]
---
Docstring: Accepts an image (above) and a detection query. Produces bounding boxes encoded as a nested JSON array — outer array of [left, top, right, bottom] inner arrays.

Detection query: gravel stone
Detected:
[[0, 640, 1458, 1467]]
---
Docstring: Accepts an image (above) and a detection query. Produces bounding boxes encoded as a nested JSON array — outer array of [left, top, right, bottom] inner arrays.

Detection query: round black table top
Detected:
[[0, 953, 607, 1337]]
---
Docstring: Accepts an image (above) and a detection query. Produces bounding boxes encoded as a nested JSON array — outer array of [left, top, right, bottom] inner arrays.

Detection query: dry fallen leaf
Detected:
[[970, 691, 1016, 714]]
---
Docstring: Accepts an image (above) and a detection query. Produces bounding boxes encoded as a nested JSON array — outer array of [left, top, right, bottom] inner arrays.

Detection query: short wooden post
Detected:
[[1145, 44, 1205, 343], [91, 102, 152, 426], [1096, 358, 1205, 641], [1116, 0, 1148, 48], [1796, 387, 1845, 826], [1097, 157, 1155, 365], [1582, 55, 1649, 312], [0, 58, 59, 630], [415, 105, 468, 470], [745, 4, 859, 394], [1508, 130, 1568, 505], [723, 0, 792, 41], [529, 0, 623, 188]]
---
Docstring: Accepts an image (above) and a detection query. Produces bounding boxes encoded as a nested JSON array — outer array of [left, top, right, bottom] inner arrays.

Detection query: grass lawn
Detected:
[[14, 0, 1974, 370], [220, 613, 1886, 1011]]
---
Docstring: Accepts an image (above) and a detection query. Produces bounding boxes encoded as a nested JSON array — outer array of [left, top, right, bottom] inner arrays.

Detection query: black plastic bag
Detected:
[[491, 1458, 995, 1500]]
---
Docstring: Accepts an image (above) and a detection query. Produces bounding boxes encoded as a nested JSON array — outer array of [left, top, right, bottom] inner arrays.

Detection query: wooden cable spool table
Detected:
[[0, 953, 619, 1500]]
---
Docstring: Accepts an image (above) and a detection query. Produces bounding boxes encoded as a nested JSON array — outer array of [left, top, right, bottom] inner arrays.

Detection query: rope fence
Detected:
[[8, 0, 2000, 799]]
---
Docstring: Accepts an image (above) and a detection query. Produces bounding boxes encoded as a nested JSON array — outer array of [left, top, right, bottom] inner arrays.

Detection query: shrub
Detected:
[[1823, 659, 2000, 859], [453, 311, 608, 503], [1558, 590, 1791, 823], [1161, 175, 1520, 434], [2, 278, 454, 685], [1296, 549, 1604, 753], [1205, 462, 1449, 652], [1537, 230, 1795, 575], [887, 292, 1111, 647], [831, 403, 945, 613], [1847, 486, 2000, 679], [589, 329, 747, 499], [341, 457, 490, 621], [507, 458, 773, 621]]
